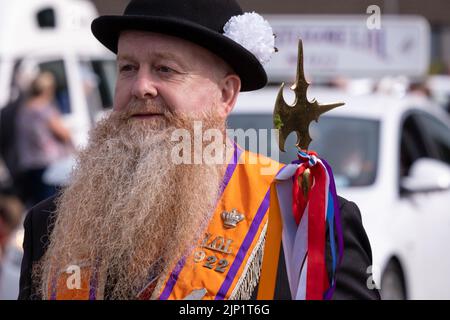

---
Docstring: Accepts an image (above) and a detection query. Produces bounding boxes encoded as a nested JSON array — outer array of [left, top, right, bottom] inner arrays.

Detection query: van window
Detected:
[[416, 113, 450, 164], [399, 113, 430, 178], [310, 116, 379, 187], [76, 60, 115, 123], [36, 8, 56, 28], [77, 60, 116, 123], [89, 59, 116, 109], [38, 60, 71, 114]]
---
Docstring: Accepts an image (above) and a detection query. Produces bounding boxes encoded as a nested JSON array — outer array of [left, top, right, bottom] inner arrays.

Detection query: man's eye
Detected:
[[119, 64, 135, 72], [156, 66, 174, 73]]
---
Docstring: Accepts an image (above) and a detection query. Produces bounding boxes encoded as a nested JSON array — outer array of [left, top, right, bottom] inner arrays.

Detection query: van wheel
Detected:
[[380, 262, 406, 300]]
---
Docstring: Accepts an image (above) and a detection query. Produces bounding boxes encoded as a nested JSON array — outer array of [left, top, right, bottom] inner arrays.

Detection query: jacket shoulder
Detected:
[[23, 195, 59, 262], [332, 196, 381, 299], [19, 194, 59, 299]]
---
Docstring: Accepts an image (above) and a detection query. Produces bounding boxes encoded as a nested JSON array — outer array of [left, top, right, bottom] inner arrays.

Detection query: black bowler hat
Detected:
[[91, 0, 273, 92]]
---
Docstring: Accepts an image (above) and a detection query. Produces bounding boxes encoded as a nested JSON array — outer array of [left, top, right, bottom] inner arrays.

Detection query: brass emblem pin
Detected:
[[221, 209, 244, 229]]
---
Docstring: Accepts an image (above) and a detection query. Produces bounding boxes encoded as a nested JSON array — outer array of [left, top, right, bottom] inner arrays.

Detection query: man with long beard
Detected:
[[19, 0, 380, 300]]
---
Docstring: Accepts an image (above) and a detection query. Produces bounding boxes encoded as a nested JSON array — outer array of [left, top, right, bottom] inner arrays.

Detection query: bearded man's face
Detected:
[[34, 31, 241, 300], [114, 30, 240, 119]]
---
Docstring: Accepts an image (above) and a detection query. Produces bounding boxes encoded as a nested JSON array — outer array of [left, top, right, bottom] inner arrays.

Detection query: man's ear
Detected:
[[218, 74, 241, 117]]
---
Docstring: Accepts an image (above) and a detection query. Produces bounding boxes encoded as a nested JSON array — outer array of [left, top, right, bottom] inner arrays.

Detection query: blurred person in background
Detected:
[[0, 195, 23, 300], [15, 71, 74, 208], [408, 81, 432, 100], [0, 61, 30, 199]]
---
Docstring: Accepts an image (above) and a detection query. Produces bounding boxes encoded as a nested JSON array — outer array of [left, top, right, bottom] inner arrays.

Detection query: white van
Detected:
[[0, 0, 116, 148]]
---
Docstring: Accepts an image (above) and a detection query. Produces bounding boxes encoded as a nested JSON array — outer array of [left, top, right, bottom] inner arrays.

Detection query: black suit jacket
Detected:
[[18, 195, 380, 300]]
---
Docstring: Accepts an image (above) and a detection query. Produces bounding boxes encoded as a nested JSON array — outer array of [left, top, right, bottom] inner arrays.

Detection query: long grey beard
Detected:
[[36, 110, 228, 299]]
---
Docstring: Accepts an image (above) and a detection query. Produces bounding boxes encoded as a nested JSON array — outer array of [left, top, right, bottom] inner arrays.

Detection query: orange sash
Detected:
[[156, 149, 283, 300]]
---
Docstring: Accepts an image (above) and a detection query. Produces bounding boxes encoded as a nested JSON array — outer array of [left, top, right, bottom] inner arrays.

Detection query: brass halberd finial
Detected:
[[273, 40, 345, 152]]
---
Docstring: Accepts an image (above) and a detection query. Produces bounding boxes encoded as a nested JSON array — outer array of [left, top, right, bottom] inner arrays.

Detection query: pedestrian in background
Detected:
[[15, 71, 74, 208]]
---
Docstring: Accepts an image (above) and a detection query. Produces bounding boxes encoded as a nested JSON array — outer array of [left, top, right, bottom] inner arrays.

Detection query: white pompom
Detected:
[[223, 12, 276, 65]]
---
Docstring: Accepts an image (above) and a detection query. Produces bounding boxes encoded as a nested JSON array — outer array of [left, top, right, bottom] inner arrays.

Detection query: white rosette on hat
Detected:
[[223, 12, 276, 65]]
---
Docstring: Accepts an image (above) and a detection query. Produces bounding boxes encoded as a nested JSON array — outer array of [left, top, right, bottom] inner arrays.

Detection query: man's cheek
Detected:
[[113, 90, 129, 111]]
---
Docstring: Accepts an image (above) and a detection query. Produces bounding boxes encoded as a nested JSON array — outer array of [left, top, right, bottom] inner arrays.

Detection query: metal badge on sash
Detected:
[[221, 208, 244, 229]]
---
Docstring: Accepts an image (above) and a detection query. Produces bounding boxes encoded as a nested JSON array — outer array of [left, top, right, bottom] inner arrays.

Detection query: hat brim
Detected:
[[91, 15, 267, 91]]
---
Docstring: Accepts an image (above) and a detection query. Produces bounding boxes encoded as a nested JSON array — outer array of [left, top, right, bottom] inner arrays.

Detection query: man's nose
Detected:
[[131, 68, 158, 100]]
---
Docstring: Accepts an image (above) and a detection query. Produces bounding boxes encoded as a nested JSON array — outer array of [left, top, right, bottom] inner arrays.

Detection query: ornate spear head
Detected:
[[273, 40, 345, 152]]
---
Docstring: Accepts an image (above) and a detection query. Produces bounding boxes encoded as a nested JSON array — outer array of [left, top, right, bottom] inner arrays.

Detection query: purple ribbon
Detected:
[[322, 159, 344, 300]]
